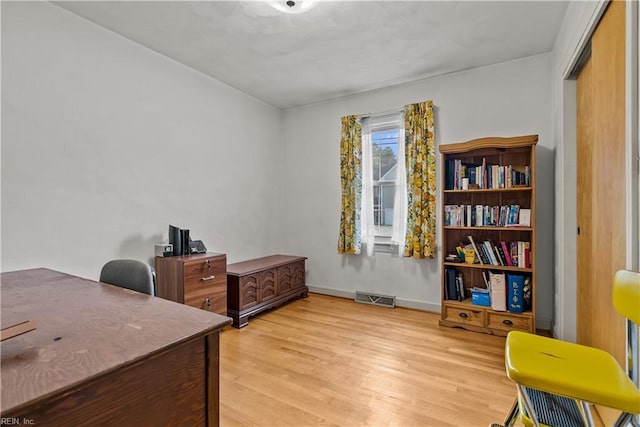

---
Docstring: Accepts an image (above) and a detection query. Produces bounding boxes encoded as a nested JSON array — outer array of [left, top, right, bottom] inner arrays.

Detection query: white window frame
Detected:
[[361, 112, 406, 255]]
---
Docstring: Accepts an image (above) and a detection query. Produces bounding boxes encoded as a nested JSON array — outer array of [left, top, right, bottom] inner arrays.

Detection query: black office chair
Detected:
[[99, 259, 156, 296]]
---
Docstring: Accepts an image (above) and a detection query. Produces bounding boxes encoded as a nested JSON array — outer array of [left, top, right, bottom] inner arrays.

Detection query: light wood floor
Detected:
[[219, 293, 519, 426]]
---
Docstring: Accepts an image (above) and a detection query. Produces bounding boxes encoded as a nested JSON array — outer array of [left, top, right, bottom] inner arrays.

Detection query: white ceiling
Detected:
[[54, 1, 569, 110]]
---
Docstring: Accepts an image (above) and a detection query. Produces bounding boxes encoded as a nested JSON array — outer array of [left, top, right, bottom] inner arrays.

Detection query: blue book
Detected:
[[446, 268, 457, 301], [445, 159, 455, 190], [507, 274, 526, 313]]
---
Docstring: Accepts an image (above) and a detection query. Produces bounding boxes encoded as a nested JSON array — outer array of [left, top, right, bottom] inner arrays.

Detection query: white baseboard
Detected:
[[552, 323, 560, 339], [308, 284, 553, 331]]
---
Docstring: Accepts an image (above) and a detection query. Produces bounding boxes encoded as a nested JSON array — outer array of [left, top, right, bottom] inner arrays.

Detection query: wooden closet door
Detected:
[[576, 4, 627, 421], [577, 53, 594, 347], [576, 0, 626, 366]]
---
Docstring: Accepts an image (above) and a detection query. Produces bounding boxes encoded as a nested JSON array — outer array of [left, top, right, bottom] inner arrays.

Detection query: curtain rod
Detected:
[[359, 107, 404, 119]]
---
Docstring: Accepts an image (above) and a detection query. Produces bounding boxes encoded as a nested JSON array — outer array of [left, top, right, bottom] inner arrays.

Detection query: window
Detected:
[[338, 101, 434, 258], [372, 128, 398, 235], [361, 113, 406, 254]]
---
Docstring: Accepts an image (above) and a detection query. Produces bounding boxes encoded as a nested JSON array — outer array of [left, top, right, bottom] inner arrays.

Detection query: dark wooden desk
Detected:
[[0, 268, 231, 426]]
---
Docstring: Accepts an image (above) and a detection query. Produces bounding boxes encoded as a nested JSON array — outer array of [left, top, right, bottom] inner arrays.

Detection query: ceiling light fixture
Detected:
[[267, 0, 317, 15]]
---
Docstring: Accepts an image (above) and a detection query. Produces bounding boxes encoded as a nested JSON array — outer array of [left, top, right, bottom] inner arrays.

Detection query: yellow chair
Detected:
[[499, 270, 640, 427]]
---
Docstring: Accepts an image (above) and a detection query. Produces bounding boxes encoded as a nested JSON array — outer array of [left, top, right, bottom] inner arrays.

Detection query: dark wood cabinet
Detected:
[[276, 261, 305, 294], [227, 255, 307, 328], [155, 253, 227, 316], [259, 269, 277, 302]]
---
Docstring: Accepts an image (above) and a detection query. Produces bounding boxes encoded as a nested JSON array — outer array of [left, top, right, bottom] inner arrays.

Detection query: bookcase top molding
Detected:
[[438, 135, 538, 154]]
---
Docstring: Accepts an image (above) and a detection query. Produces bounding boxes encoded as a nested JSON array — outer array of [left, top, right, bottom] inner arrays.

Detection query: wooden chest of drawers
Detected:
[[227, 255, 307, 328], [155, 253, 227, 316]]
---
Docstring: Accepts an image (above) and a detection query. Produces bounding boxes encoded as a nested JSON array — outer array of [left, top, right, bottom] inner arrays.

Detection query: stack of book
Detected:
[[444, 158, 530, 190], [444, 268, 466, 301], [485, 272, 530, 312], [464, 236, 531, 268], [444, 204, 531, 227]]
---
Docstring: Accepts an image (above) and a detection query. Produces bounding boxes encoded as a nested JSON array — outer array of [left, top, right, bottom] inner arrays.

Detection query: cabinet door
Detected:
[[292, 261, 305, 288], [259, 269, 277, 302], [239, 274, 259, 310], [277, 264, 293, 294]]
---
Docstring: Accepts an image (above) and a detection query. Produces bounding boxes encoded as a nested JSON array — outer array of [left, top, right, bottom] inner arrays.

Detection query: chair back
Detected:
[[100, 259, 155, 296], [613, 270, 640, 325]]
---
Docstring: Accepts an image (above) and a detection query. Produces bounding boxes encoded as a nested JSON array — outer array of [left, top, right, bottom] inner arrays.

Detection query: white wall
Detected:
[[1, 2, 283, 280], [281, 54, 554, 327]]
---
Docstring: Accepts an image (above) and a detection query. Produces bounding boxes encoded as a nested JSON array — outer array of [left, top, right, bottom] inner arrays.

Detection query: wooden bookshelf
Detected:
[[439, 135, 537, 336]]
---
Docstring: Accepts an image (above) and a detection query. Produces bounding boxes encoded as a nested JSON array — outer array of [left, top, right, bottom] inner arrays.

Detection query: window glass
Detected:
[[371, 128, 399, 237]]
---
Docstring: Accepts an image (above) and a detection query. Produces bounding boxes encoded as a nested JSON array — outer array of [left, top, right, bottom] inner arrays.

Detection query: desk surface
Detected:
[[1, 268, 231, 415]]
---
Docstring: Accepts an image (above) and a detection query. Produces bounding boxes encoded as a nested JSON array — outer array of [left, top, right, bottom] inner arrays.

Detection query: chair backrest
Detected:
[[613, 270, 640, 325], [99, 259, 155, 296]]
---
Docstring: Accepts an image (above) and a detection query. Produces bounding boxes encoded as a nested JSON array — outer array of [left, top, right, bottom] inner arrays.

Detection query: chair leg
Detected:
[[518, 385, 541, 427], [577, 401, 595, 427], [613, 412, 633, 427], [502, 398, 519, 427]]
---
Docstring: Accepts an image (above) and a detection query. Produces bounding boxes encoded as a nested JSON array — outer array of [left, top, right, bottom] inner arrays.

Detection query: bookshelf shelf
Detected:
[[443, 262, 532, 273], [439, 135, 537, 336], [444, 226, 533, 232], [443, 186, 533, 194]]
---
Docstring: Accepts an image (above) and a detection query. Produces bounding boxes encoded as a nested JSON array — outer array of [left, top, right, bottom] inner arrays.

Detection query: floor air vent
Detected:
[[354, 291, 396, 308]]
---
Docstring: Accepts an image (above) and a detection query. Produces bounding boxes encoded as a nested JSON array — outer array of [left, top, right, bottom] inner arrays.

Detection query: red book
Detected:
[[500, 241, 513, 266], [524, 242, 531, 268]]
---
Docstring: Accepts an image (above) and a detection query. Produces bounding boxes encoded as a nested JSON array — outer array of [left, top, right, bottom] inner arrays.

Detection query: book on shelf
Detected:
[[510, 242, 519, 267], [445, 203, 530, 227], [500, 241, 514, 266], [518, 208, 531, 227], [483, 241, 499, 265], [446, 268, 458, 301], [482, 270, 490, 289], [475, 205, 483, 226], [523, 242, 531, 268], [506, 274, 526, 313], [489, 271, 507, 311], [482, 244, 494, 265], [445, 159, 455, 190], [467, 236, 484, 265], [514, 241, 530, 268], [444, 158, 530, 190], [459, 237, 530, 268], [494, 243, 508, 266], [456, 273, 465, 301], [523, 276, 532, 308]]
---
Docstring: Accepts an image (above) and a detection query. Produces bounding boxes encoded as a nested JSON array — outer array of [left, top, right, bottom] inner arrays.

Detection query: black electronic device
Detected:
[[190, 240, 207, 254], [169, 224, 182, 256], [180, 229, 190, 255], [168, 224, 207, 256]]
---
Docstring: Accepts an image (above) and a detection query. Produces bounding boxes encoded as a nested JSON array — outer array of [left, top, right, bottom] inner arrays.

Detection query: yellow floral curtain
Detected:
[[337, 115, 362, 254], [403, 101, 436, 259]]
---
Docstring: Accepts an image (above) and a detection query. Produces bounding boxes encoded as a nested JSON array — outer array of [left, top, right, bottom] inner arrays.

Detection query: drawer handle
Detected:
[[458, 312, 469, 319], [201, 275, 215, 281], [204, 298, 211, 308], [205, 260, 211, 269], [502, 319, 514, 326]]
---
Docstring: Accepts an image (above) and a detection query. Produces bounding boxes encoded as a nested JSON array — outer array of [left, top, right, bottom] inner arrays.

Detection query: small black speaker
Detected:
[[169, 225, 182, 256], [180, 229, 190, 255]]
